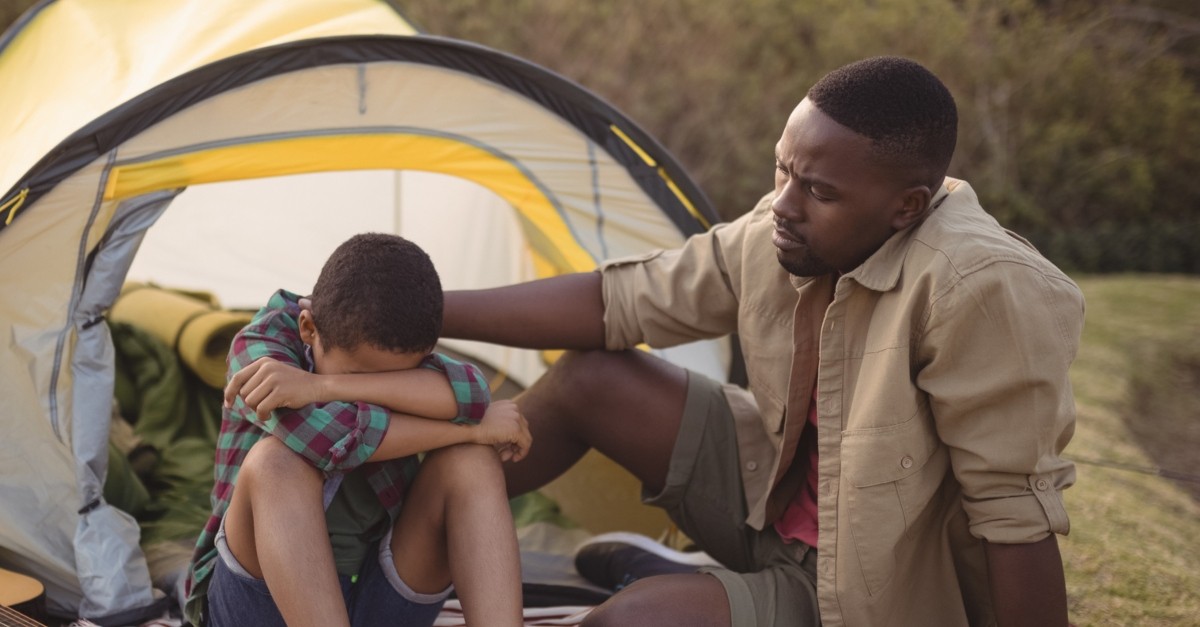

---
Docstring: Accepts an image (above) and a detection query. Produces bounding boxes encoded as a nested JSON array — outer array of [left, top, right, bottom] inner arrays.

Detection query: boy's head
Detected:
[[298, 233, 442, 374]]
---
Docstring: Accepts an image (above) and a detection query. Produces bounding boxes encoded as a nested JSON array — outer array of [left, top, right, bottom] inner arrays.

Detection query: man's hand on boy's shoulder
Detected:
[[473, 400, 532, 463], [225, 357, 319, 418]]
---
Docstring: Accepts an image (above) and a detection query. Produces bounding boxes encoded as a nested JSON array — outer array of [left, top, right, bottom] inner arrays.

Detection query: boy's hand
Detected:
[[472, 400, 532, 463], [224, 357, 320, 417]]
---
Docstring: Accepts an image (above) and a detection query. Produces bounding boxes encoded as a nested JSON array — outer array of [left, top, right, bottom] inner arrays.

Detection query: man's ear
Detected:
[[298, 309, 318, 345], [892, 185, 933, 231]]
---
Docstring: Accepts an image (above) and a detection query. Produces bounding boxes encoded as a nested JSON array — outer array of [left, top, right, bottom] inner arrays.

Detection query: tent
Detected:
[[0, 0, 728, 622]]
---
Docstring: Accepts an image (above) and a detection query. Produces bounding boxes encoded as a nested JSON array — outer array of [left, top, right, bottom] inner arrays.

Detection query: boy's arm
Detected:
[[227, 303, 391, 473], [226, 353, 490, 422], [368, 400, 530, 462]]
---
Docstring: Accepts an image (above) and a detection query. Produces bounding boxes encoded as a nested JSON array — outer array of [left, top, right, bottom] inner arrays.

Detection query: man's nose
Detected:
[[772, 181, 803, 221]]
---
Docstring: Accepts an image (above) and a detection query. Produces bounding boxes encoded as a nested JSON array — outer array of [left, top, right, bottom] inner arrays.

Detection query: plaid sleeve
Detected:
[[420, 353, 491, 425], [227, 291, 390, 472]]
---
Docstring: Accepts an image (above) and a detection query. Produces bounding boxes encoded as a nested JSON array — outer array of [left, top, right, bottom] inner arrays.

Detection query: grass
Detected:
[[1061, 275, 1200, 626]]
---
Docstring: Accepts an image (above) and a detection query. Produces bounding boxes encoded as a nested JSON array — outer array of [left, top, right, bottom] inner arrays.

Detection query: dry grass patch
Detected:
[[1063, 275, 1200, 626]]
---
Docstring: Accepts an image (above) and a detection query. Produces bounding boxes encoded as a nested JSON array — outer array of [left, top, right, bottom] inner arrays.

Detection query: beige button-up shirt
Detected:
[[601, 179, 1082, 626]]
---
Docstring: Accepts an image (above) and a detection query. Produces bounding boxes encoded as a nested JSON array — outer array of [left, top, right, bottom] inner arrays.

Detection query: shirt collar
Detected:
[[841, 181, 953, 293]]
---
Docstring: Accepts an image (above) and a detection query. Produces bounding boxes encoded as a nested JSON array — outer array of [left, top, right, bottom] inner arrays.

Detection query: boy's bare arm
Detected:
[[226, 359, 459, 419], [368, 400, 531, 462]]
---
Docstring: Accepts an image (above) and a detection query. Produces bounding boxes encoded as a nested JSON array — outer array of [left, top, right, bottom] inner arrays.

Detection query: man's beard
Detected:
[[776, 249, 837, 277]]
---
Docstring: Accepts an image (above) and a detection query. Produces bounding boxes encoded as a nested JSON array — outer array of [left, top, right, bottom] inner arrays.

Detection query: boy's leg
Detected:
[[386, 442, 523, 627], [220, 436, 350, 627]]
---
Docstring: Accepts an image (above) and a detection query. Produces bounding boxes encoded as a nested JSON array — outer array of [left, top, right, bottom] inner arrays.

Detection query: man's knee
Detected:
[[547, 349, 680, 405], [548, 350, 631, 391], [582, 577, 731, 627], [578, 583, 652, 624]]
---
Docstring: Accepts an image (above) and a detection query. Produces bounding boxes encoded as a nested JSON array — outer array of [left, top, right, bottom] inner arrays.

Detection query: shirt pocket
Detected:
[[737, 310, 792, 434], [840, 413, 948, 596]]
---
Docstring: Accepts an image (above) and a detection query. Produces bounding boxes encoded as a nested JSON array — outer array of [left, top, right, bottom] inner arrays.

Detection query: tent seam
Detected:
[[49, 149, 117, 443], [586, 140, 609, 260]]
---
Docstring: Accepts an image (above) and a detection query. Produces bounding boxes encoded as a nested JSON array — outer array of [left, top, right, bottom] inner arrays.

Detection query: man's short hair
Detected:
[[310, 232, 442, 353], [807, 56, 957, 188]]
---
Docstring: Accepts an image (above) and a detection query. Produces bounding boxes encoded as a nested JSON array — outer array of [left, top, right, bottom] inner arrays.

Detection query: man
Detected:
[[443, 56, 1082, 626]]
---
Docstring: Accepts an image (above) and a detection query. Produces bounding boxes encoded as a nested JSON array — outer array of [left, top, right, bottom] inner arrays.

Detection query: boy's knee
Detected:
[[422, 443, 503, 491], [239, 436, 319, 488]]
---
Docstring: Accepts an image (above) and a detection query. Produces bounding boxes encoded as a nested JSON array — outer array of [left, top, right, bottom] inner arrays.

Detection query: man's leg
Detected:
[[221, 436, 349, 627], [504, 349, 688, 497], [512, 351, 820, 627], [386, 443, 524, 627], [505, 350, 736, 626]]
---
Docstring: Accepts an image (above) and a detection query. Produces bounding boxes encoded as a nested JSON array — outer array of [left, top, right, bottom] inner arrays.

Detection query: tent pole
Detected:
[[392, 170, 403, 235]]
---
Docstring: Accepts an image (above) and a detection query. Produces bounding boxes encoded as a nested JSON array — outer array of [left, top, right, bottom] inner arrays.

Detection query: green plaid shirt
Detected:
[[185, 289, 489, 624]]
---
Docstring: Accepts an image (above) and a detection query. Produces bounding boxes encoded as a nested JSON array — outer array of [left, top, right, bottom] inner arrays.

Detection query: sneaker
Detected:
[[573, 532, 720, 591]]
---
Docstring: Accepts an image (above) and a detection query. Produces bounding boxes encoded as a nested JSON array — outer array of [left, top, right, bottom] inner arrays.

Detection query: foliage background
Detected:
[[3, 0, 1198, 273], [398, 0, 1200, 274]]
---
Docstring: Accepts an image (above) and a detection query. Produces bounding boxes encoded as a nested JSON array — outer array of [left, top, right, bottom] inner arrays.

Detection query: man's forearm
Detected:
[[442, 272, 606, 349], [985, 534, 1070, 627]]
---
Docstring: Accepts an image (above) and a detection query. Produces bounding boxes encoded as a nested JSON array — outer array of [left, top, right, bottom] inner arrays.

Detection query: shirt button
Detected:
[[900, 456, 914, 469], [746, 461, 759, 471], [1036, 479, 1049, 491]]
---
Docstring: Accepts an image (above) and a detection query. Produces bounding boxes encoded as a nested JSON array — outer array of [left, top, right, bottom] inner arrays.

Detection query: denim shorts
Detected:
[[205, 521, 450, 627]]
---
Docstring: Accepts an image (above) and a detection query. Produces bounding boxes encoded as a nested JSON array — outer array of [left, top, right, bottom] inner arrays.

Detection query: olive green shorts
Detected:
[[642, 371, 820, 627]]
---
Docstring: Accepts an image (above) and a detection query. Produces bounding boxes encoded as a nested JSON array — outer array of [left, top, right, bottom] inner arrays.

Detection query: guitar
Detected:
[[0, 567, 46, 627]]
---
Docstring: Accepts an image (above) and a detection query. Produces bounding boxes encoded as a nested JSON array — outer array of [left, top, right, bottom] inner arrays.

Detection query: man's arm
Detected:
[[914, 264, 1083, 625], [985, 535, 1070, 627], [442, 272, 606, 349]]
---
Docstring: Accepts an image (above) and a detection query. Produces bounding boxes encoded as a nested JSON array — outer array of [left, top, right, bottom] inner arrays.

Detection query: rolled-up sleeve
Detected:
[[601, 217, 749, 350], [420, 353, 491, 425], [917, 261, 1084, 543]]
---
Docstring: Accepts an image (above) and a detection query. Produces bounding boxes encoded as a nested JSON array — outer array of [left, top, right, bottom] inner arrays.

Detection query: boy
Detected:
[[185, 233, 531, 627]]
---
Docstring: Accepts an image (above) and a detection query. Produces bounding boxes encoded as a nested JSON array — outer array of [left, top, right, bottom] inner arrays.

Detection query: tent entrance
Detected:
[[127, 168, 552, 388]]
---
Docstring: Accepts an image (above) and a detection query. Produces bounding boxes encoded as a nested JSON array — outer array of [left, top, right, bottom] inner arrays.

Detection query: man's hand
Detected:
[[225, 357, 321, 418], [471, 400, 532, 462]]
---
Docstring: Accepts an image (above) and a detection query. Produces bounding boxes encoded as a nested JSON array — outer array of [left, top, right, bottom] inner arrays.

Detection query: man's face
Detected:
[[771, 99, 914, 277]]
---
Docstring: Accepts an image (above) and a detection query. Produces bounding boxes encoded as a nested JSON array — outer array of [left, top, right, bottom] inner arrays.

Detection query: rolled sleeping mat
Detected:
[[109, 283, 253, 389]]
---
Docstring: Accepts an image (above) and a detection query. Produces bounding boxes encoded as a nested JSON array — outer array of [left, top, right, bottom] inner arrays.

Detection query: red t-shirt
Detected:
[[773, 384, 820, 547]]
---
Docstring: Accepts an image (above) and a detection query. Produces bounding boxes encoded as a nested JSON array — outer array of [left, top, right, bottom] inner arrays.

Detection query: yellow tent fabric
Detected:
[[0, 0, 416, 197]]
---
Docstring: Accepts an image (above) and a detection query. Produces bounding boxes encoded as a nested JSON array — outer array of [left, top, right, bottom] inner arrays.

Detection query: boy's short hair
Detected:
[[808, 56, 958, 188], [310, 233, 442, 353]]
